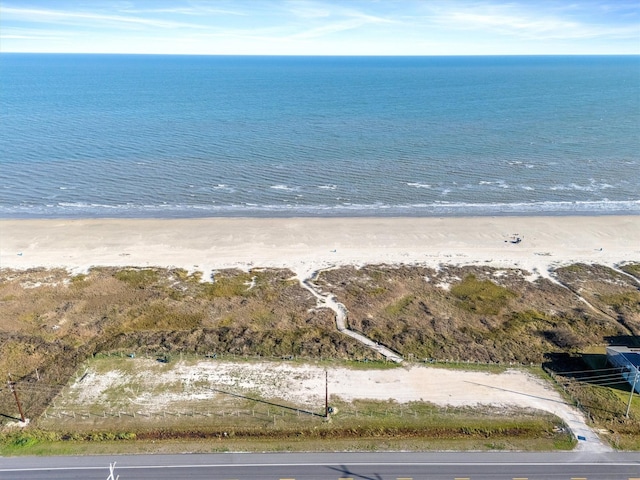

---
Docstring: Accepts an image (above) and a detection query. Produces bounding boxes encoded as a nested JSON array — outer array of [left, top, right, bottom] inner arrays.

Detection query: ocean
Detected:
[[1, 54, 638, 218]]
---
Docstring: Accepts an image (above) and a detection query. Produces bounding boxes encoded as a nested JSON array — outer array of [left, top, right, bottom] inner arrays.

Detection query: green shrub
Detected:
[[10, 434, 38, 448], [620, 263, 640, 279], [451, 275, 516, 315], [71, 273, 87, 284], [201, 274, 253, 298], [114, 269, 159, 288], [127, 303, 204, 331], [384, 295, 414, 317], [599, 291, 640, 313], [503, 310, 554, 332]]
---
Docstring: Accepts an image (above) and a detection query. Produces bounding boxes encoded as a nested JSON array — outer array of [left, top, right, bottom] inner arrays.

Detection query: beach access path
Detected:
[[300, 268, 404, 363]]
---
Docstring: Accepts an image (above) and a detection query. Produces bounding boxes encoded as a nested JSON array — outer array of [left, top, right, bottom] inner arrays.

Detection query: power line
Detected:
[[585, 380, 630, 388], [15, 383, 67, 390], [570, 372, 628, 382], [552, 366, 624, 375]]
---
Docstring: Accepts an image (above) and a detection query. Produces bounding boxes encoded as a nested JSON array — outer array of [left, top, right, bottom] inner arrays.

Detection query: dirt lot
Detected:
[[49, 357, 609, 451]]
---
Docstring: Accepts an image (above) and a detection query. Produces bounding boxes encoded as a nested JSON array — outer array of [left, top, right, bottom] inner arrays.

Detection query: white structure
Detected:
[[606, 346, 640, 393]]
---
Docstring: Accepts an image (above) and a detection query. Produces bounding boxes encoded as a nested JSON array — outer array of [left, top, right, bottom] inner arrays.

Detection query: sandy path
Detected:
[[301, 270, 404, 363]]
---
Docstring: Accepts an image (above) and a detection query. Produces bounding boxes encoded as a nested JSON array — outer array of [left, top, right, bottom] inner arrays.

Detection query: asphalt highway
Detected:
[[1, 451, 639, 480]]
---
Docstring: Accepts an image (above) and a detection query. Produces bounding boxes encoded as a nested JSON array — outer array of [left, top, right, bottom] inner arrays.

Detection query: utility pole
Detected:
[[625, 368, 639, 418], [7, 374, 26, 423], [325, 369, 329, 418]]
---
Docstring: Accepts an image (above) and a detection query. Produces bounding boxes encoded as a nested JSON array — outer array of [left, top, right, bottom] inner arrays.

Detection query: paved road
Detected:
[[1, 451, 639, 480]]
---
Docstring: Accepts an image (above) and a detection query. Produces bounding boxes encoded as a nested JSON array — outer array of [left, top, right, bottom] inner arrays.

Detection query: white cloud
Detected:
[[424, 2, 640, 41], [286, 1, 332, 19], [445, 10, 581, 37], [1, 6, 207, 30], [120, 5, 247, 17], [289, 17, 376, 39], [1, 34, 62, 40], [286, 2, 398, 40]]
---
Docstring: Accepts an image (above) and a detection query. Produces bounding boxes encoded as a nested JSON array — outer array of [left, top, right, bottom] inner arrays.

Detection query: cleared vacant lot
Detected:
[[39, 357, 604, 451]]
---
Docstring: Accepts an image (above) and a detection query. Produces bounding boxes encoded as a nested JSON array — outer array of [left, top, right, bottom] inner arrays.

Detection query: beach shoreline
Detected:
[[1, 215, 638, 278]]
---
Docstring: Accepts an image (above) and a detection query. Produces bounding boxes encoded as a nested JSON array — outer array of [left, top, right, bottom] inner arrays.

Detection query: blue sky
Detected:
[[1, 1, 639, 55]]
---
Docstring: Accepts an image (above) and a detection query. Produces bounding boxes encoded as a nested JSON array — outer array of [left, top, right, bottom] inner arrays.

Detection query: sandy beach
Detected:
[[1, 216, 638, 276]]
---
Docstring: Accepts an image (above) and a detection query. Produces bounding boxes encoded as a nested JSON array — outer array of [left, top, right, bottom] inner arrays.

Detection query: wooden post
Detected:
[[325, 369, 329, 418], [7, 375, 26, 422]]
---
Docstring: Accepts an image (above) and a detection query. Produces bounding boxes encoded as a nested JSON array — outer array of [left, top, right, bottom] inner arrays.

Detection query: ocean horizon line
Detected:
[[2, 52, 639, 58]]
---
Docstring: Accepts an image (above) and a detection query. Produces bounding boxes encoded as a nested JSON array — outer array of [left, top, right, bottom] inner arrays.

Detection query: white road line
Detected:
[[2, 461, 639, 472]]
